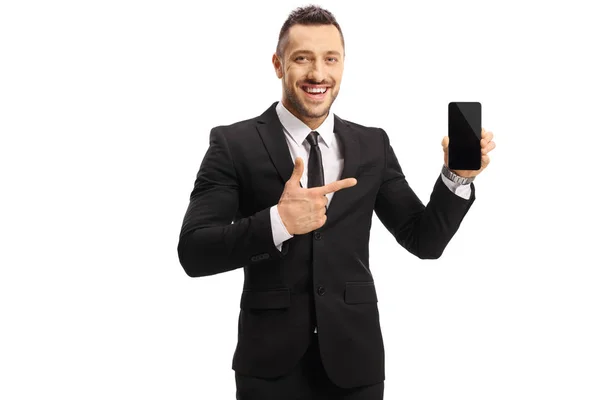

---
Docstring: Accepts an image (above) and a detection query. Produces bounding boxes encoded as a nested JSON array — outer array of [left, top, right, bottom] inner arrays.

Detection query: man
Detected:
[[177, 5, 495, 400]]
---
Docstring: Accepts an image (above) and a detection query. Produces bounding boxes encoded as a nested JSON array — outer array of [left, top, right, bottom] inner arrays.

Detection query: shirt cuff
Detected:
[[440, 172, 472, 200], [270, 205, 294, 252]]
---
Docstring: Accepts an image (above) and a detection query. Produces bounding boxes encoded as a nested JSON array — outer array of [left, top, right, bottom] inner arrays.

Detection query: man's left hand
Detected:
[[442, 128, 496, 178]]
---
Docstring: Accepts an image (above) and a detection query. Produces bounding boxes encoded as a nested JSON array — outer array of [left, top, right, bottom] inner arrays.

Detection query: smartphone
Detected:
[[448, 102, 481, 170]]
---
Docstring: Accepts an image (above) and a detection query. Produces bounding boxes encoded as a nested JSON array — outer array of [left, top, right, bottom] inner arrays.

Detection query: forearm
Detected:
[[414, 175, 475, 258], [178, 207, 286, 277], [376, 175, 475, 259]]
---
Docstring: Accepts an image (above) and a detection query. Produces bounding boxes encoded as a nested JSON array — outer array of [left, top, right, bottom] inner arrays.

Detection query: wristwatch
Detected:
[[442, 164, 475, 185]]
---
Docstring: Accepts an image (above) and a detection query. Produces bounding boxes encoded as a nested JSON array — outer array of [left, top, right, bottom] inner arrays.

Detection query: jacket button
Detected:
[[314, 231, 322, 240], [317, 286, 326, 296]]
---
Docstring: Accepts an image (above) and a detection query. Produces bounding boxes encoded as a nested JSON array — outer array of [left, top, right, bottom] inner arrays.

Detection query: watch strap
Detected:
[[442, 164, 475, 185]]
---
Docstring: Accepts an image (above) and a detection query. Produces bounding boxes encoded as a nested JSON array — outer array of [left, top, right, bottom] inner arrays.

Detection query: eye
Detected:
[[327, 57, 338, 62], [295, 56, 308, 62]]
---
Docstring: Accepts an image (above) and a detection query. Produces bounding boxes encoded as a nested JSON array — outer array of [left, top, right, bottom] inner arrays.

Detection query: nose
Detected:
[[307, 60, 325, 82]]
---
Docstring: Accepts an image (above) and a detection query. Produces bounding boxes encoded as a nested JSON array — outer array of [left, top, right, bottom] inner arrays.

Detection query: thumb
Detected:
[[289, 156, 304, 185], [441, 136, 449, 150]]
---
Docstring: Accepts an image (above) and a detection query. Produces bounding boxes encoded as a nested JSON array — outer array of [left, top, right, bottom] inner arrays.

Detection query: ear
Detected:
[[272, 53, 283, 79]]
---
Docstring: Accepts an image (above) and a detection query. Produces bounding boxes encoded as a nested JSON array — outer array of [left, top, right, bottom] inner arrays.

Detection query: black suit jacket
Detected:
[[177, 101, 475, 389]]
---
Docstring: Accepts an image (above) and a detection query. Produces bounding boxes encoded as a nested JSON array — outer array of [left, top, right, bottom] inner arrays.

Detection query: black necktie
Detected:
[[305, 131, 324, 188]]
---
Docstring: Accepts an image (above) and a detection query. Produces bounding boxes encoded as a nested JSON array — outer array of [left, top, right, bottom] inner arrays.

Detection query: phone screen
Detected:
[[448, 102, 481, 170]]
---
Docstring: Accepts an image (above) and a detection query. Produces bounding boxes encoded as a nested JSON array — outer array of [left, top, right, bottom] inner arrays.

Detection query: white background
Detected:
[[1, 0, 599, 399]]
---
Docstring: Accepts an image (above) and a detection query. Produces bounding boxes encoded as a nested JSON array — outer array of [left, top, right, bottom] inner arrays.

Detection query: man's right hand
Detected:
[[277, 156, 357, 235]]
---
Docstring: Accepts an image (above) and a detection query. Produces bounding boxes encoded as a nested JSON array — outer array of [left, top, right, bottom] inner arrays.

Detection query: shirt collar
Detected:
[[275, 101, 335, 148]]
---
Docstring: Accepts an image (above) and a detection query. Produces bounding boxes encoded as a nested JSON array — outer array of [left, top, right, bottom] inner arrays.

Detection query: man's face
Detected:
[[273, 24, 344, 126]]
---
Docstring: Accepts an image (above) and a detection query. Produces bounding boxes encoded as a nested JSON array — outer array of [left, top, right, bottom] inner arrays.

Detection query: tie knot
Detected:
[[306, 131, 319, 147]]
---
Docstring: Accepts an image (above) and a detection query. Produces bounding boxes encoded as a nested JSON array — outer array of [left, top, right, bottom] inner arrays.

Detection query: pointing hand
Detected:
[[277, 157, 357, 235]]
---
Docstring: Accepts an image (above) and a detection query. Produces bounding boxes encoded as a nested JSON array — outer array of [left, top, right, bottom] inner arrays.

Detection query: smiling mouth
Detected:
[[301, 86, 329, 94]]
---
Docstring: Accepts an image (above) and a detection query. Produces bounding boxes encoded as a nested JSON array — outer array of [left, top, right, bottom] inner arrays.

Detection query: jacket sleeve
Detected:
[[177, 127, 286, 277], [374, 128, 476, 259]]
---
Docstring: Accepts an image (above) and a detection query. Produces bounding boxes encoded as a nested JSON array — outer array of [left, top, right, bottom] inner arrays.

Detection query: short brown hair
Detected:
[[276, 5, 345, 58]]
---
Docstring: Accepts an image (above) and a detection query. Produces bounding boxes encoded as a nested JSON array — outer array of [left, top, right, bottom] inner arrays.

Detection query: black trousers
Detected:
[[235, 332, 384, 400]]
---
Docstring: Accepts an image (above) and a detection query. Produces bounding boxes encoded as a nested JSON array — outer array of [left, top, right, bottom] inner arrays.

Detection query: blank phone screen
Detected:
[[448, 102, 481, 170]]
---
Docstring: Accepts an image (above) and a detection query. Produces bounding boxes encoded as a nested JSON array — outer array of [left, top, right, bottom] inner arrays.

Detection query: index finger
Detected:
[[481, 128, 493, 145], [311, 177, 358, 195]]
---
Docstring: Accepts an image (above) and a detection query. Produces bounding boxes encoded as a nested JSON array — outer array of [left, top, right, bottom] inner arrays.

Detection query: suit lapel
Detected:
[[256, 102, 296, 187], [323, 115, 360, 227], [255, 102, 361, 227]]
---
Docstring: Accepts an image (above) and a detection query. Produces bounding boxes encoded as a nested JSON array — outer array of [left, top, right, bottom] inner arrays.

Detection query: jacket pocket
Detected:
[[240, 288, 291, 310], [344, 281, 378, 304]]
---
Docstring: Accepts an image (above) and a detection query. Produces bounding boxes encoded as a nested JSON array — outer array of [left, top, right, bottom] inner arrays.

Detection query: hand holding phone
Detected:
[[448, 102, 481, 170]]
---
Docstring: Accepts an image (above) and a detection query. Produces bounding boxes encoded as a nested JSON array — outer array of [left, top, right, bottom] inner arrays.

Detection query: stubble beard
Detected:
[[283, 80, 337, 121]]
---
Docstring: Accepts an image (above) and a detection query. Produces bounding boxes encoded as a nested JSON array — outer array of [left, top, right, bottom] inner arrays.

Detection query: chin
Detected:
[[302, 98, 332, 115], [302, 105, 329, 119]]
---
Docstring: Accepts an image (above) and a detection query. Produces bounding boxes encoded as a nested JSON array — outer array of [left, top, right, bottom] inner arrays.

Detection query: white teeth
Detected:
[[304, 87, 327, 94]]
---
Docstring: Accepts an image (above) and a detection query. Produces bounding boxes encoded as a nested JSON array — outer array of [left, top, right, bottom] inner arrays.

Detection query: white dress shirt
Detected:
[[269, 101, 472, 252]]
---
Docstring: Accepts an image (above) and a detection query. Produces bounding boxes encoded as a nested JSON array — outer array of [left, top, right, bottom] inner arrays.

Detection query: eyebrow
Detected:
[[290, 50, 342, 57]]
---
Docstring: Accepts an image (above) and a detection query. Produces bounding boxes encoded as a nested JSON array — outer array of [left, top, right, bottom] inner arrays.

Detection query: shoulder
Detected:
[[333, 114, 385, 144], [210, 115, 260, 135], [209, 102, 277, 140], [334, 114, 382, 132], [205, 114, 265, 151]]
